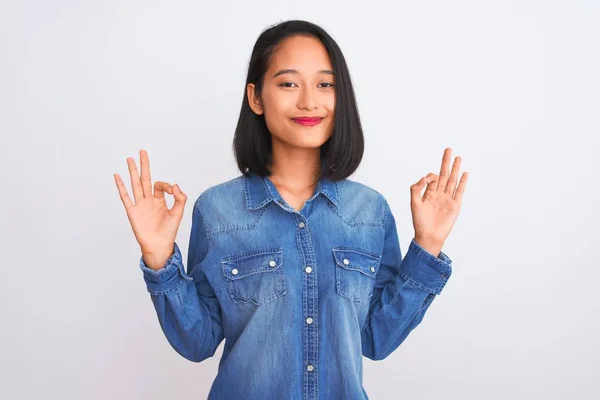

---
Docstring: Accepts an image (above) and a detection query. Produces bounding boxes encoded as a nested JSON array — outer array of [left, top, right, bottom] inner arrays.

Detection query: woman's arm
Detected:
[[361, 199, 452, 361], [139, 199, 224, 362]]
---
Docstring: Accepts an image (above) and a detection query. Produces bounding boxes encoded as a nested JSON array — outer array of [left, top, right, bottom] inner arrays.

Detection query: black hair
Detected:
[[232, 19, 364, 181]]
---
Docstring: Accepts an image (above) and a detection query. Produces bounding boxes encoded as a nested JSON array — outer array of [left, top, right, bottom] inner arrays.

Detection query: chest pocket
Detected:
[[332, 247, 381, 301], [221, 249, 286, 306]]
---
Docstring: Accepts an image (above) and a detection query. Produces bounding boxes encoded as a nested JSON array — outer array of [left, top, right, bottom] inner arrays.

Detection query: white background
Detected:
[[1, 0, 598, 399]]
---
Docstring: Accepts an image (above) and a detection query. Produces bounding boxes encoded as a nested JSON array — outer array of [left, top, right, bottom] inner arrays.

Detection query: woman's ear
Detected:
[[247, 83, 264, 115]]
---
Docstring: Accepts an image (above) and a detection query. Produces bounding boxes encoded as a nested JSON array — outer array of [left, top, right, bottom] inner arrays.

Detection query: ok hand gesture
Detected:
[[114, 150, 188, 270], [410, 147, 468, 255]]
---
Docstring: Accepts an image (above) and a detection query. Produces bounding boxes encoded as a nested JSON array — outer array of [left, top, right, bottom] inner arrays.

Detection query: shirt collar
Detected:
[[244, 171, 339, 210]]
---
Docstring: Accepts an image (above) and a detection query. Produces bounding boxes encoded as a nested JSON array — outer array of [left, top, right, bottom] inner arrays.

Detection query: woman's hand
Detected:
[[409, 147, 468, 256], [114, 149, 188, 270]]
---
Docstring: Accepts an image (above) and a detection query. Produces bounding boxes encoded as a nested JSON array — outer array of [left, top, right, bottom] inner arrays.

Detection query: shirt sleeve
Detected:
[[139, 199, 224, 362], [361, 198, 452, 361]]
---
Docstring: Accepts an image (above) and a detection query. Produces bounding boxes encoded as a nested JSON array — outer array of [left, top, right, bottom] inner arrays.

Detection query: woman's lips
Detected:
[[292, 117, 323, 126]]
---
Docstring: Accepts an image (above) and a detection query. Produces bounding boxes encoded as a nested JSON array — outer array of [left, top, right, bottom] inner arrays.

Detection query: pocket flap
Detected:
[[221, 249, 284, 280], [332, 247, 381, 278]]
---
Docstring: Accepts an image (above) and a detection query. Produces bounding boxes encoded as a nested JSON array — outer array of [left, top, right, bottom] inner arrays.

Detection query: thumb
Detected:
[[170, 184, 187, 218], [410, 176, 428, 205]]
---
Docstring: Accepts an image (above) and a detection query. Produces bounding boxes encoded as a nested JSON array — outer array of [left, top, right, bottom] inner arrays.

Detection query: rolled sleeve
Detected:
[[139, 242, 193, 295], [397, 238, 453, 295]]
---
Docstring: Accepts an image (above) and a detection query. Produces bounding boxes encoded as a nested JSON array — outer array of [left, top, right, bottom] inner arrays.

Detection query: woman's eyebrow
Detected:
[[272, 69, 334, 78]]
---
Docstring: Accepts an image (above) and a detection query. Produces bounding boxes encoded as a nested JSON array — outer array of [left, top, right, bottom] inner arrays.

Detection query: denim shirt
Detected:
[[139, 171, 453, 400]]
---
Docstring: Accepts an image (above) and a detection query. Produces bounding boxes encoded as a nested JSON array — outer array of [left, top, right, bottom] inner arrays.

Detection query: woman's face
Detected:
[[247, 35, 336, 150]]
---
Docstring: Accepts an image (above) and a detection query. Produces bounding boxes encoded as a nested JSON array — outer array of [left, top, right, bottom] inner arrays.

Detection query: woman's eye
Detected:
[[279, 82, 335, 88]]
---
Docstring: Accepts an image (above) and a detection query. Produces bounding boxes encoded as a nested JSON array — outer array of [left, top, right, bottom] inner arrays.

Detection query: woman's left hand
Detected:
[[410, 147, 468, 254]]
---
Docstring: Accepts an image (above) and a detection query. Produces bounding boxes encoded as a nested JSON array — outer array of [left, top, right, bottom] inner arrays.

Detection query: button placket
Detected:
[[296, 216, 318, 396]]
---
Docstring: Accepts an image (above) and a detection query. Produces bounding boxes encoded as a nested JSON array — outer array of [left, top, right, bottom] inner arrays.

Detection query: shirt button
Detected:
[[307, 365, 314, 372], [306, 317, 313, 324], [305, 266, 313, 273], [370, 266, 375, 273], [343, 258, 350, 265], [298, 222, 305, 228], [231, 268, 239, 275], [269, 260, 277, 267]]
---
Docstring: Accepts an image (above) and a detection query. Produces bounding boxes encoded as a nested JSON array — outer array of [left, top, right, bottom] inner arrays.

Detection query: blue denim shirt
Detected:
[[139, 171, 453, 400]]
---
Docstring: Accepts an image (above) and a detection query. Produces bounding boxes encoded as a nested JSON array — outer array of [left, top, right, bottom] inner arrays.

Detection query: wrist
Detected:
[[141, 244, 175, 271], [413, 235, 444, 258]]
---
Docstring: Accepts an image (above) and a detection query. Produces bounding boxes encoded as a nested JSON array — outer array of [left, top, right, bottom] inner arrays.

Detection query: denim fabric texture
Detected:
[[139, 171, 453, 400]]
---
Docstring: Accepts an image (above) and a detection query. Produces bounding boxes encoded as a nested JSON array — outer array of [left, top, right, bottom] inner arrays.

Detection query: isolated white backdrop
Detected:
[[1, 1, 598, 399]]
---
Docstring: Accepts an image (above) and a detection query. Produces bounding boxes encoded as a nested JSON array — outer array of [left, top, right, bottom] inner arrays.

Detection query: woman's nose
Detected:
[[297, 87, 317, 111]]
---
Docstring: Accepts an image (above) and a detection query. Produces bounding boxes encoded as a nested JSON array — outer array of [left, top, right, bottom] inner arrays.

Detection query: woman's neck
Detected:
[[267, 141, 321, 195]]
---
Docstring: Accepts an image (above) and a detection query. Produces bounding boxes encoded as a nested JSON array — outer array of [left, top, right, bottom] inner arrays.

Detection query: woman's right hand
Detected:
[[114, 149, 188, 271]]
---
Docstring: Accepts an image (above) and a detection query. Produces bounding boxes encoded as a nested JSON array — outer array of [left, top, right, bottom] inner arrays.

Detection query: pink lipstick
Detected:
[[292, 117, 323, 126]]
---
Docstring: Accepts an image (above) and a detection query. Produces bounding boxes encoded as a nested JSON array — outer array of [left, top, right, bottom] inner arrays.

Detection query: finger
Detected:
[[154, 181, 173, 200], [170, 184, 188, 218], [453, 171, 468, 203], [114, 173, 134, 210], [445, 156, 462, 194], [139, 149, 153, 198], [127, 157, 143, 203], [410, 176, 428, 206], [423, 173, 439, 201], [436, 147, 452, 192]]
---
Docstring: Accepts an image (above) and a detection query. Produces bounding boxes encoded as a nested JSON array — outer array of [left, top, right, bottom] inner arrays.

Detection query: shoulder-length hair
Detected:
[[233, 19, 364, 181]]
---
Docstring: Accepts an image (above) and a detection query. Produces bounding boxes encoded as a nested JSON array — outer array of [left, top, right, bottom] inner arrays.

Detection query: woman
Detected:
[[114, 19, 468, 400]]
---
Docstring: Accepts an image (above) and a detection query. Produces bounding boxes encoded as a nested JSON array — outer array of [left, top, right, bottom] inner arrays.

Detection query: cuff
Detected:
[[397, 238, 453, 295], [139, 242, 193, 295]]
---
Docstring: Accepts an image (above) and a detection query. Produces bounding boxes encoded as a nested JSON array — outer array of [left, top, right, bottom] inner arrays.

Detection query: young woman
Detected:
[[114, 19, 467, 400]]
